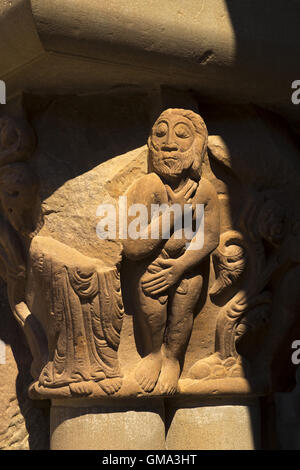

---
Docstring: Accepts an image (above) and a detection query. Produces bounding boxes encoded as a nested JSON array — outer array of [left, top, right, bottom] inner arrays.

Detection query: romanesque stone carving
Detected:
[[0, 115, 125, 399], [122, 108, 220, 395], [0, 117, 46, 380], [28, 236, 124, 398], [2, 106, 300, 403], [184, 137, 300, 395]]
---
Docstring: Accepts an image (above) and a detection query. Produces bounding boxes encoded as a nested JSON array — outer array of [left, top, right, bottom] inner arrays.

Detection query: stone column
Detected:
[[165, 397, 261, 450], [50, 398, 165, 450]]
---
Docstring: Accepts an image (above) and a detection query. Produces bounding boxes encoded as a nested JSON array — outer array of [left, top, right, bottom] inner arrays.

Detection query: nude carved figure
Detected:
[[122, 108, 220, 395]]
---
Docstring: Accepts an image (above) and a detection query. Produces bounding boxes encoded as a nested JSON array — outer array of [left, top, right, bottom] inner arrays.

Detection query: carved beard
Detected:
[[149, 145, 197, 180]]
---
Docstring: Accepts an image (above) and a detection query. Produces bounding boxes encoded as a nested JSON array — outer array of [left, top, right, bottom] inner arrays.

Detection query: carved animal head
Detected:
[[148, 108, 208, 182], [0, 162, 40, 235], [209, 230, 247, 298]]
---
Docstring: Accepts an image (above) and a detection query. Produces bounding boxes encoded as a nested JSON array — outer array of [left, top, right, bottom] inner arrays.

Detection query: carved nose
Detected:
[[161, 144, 178, 152]]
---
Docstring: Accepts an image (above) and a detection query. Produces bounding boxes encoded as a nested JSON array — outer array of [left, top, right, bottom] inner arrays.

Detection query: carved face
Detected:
[[0, 164, 39, 235], [149, 111, 206, 181]]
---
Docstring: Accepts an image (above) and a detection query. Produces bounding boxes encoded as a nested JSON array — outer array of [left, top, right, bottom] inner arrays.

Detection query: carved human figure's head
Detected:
[[0, 162, 40, 235], [148, 108, 208, 182]]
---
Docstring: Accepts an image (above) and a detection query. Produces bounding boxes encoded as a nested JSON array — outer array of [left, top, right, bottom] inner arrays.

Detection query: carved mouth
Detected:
[[162, 152, 178, 159], [163, 155, 178, 163]]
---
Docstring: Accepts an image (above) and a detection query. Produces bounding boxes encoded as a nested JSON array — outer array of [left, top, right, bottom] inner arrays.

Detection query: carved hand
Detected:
[[165, 180, 197, 211], [141, 258, 185, 296]]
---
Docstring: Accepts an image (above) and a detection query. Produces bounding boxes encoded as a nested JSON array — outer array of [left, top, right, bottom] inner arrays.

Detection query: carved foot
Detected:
[[69, 381, 93, 397], [135, 352, 162, 392], [98, 377, 123, 395], [157, 357, 180, 395]]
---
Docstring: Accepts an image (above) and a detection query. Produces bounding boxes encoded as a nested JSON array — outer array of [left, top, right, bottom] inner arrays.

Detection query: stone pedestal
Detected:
[[165, 398, 261, 450], [50, 398, 165, 450], [50, 396, 261, 450]]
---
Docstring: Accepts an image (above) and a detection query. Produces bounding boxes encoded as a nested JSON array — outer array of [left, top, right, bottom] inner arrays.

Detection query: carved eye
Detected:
[[174, 123, 191, 139], [155, 122, 167, 137]]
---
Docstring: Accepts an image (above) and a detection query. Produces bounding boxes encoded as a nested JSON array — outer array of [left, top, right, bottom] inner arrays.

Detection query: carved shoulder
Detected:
[[195, 177, 219, 207], [125, 172, 167, 206]]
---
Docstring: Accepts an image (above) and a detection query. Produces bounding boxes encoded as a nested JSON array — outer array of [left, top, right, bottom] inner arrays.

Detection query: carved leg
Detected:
[[133, 283, 167, 392], [158, 273, 203, 395]]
